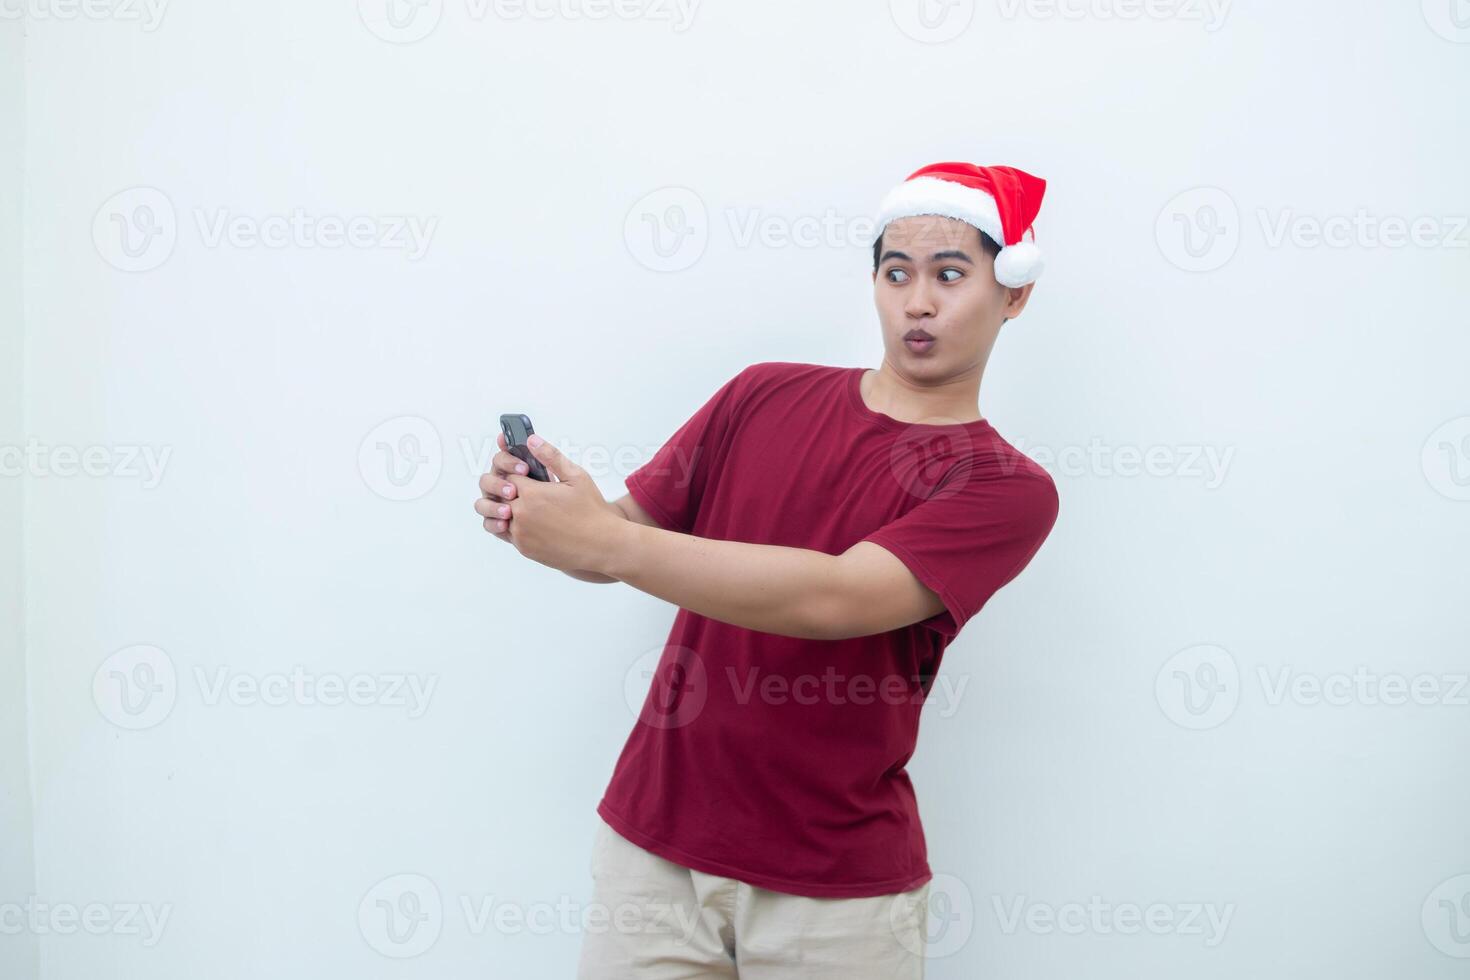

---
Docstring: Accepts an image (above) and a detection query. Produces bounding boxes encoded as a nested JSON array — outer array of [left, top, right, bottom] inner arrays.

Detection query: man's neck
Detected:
[[862, 360, 987, 425]]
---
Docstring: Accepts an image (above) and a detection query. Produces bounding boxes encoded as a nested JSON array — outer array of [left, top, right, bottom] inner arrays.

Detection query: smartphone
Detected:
[[499, 413, 552, 482]]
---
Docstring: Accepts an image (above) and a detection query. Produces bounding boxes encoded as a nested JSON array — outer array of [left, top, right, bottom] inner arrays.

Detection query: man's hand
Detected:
[[474, 433, 624, 574], [475, 431, 531, 544], [473, 433, 944, 637]]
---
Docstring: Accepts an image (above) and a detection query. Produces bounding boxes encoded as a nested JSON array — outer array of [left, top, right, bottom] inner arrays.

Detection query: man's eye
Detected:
[[886, 268, 910, 284], [939, 268, 963, 282]]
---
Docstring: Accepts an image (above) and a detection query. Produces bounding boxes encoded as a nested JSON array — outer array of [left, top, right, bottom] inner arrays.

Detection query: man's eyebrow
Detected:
[[878, 249, 974, 265]]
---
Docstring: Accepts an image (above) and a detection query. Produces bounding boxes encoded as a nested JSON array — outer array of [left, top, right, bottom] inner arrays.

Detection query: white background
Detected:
[[3, 1, 1468, 977]]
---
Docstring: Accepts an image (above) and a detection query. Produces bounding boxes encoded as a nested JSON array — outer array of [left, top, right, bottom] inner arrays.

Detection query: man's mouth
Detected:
[[904, 329, 935, 352]]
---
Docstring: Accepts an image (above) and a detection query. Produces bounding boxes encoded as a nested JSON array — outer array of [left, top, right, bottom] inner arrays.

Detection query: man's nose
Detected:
[[905, 280, 937, 318]]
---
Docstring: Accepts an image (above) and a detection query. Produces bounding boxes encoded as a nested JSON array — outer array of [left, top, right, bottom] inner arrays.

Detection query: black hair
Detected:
[[872, 223, 1002, 274]]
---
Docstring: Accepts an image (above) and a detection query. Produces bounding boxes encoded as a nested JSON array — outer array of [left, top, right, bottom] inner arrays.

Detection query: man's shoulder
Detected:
[[977, 427, 1053, 483], [723, 361, 848, 407], [737, 360, 846, 384], [968, 426, 1059, 524]]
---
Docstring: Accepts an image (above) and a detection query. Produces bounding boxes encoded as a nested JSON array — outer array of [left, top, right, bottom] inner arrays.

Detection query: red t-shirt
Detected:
[[597, 361, 1059, 898]]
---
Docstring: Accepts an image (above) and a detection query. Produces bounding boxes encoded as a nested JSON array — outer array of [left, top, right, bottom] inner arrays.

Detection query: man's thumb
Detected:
[[528, 435, 576, 481]]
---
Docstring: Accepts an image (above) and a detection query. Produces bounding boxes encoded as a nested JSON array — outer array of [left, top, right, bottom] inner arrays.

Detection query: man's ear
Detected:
[[1002, 281, 1036, 320]]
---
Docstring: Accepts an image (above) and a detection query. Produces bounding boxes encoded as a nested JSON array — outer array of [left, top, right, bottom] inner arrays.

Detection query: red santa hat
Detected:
[[875, 161, 1047, 288]]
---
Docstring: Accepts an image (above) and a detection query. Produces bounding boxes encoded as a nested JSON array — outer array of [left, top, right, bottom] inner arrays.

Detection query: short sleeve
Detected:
[[861, 467, 1059, 638], [625, 366, 751, 534]]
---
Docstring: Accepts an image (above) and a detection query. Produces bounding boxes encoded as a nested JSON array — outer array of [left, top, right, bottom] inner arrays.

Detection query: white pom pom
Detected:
[[993, 241, 1044, 287]]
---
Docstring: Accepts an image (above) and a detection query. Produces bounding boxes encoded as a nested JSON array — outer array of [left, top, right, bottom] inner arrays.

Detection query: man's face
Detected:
[[871, 215, 1031, 373]]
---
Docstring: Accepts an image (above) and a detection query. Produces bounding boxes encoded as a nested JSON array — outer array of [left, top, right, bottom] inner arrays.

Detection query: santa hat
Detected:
[[875, 162, 1047, 288]]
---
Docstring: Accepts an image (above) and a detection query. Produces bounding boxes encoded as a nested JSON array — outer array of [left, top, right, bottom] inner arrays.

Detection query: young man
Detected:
[[476, 162, 1059, 978]]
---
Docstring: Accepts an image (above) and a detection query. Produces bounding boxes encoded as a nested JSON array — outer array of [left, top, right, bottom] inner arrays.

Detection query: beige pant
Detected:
[[576, 816, 930, 979]]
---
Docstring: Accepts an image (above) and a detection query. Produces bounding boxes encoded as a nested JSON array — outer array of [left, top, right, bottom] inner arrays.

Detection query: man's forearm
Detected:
[[562, 568, 618, 584], [597, 521, 839, 640], [558, 501, 626, 584]]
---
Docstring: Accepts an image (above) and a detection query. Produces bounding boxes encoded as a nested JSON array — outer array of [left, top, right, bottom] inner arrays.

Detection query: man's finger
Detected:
[[527, 435, 578, 482], [479, 472, 518, 501], [495, 449, 530, 479], [480, 471, 521, 497], [474, 497, 512, 521]]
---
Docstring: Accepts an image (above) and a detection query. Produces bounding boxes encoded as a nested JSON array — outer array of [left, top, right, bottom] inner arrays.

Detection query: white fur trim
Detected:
[[993, 240, 1043, 287], [878, 175, 1045, 285], [876, 175, 1005, 246]]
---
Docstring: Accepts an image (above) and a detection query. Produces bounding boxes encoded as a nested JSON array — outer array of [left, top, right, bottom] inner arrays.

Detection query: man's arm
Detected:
[[596, 521, 946, 641], [559, 494, 659, 584]]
